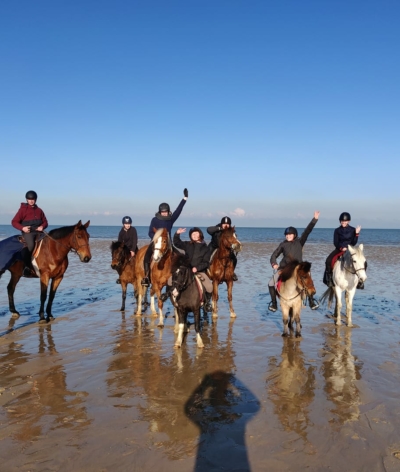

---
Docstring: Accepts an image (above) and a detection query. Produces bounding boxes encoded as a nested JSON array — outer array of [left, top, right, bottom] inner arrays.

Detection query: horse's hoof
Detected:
[[347, 323, 353, 328], [230, 312, 237, 318], [282, 332, 289, 337], [39, 318, 47, 324], [174, 344, 181, 349], [295, 332, 302, 338], [335, 321, 342, 326], [197, 343, 205, 349], [11, 312, 20, 319], [212, 313, 218, 318], [157, 324, 164, 329]]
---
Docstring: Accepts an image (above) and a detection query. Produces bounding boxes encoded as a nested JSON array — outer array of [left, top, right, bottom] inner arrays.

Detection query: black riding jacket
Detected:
[[118, 226, 138, 253], [270, 218, 318, 269], [207, 224, 225, 250], [333, 225, 359, 250], [173, 232, 211, 273]]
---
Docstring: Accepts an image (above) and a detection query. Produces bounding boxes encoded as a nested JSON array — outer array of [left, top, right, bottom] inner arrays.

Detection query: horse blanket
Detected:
[[0, 235, 24, 272]]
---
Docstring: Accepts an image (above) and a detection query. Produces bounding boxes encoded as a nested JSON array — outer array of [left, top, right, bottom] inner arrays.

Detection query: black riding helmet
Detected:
[[284, 226, 298, 238], [159, 203, 171, 213], [189, 227, 204, 241], [339, 212, 351, 222], [122, 216, 132, 224], [25, 190, 37, 201], [220, 216, 232, 226]]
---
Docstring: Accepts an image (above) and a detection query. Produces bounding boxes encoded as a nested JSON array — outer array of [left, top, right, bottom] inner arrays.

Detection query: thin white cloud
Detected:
[[230, 208, 246, 218]]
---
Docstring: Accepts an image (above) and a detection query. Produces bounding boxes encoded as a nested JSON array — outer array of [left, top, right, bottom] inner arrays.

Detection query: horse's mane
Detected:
[[279, 260, 300, 282], [110, 240, 130, 255], [171, 252, 191, 273], [48, 225, 76, 240]]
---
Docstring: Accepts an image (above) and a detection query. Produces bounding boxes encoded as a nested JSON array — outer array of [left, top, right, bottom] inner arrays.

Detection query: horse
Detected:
[[5, 220, 91, 323], [320, 244, 367, 327], [277, 260, 316, 337], [134, 228, 173, 327], [110, 241, 136, 311], [170, 253, 204, 349], [208, 226, 242, 318]]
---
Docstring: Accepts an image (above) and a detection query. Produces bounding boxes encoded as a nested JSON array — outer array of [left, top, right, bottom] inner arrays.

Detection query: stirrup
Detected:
[[116, 278, 121, 284], [268, 301, 277, 312], [309, 298, 320, 310], [141, 277, 150, 286], [160, 291, 169, 302]]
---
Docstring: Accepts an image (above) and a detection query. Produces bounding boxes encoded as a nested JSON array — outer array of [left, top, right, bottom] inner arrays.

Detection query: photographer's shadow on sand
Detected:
[[185, 370, 260, 471]]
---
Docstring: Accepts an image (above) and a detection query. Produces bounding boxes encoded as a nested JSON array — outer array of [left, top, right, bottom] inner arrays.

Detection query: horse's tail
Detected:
[[320, 286, 334, 309]]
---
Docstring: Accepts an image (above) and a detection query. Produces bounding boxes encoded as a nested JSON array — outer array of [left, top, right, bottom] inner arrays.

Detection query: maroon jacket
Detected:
[[12, 203, 48, 231]]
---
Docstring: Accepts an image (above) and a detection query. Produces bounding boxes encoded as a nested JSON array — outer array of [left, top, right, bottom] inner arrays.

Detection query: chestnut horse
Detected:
[[277, 260, 316, 338], [208, 227, 242, 318], [6, 221, 91, 323], [134, 228, 173, 327], [110, 241, 136, 311]]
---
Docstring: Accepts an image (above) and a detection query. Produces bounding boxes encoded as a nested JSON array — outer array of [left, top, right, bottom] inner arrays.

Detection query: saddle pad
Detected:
[[331, 251, 345, 270], [275, 279, 282, 295], [32, 240, 44, 277], [194, 274, 205, 304]]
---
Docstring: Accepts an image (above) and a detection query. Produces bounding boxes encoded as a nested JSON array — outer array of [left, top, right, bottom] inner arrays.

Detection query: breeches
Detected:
[[22, 232, 37, 252], [268, 271, 280, 287], [326, 249, 342, 271]]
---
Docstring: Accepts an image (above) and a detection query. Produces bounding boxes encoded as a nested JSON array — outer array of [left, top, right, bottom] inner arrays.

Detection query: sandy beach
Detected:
[[1, 240, 400, 471]]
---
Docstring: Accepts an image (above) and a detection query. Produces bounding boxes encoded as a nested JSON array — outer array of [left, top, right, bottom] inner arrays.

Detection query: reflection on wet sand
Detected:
[[321, 327, 362, 424], [1, 326, 90, 442], [266, 338, 315, 445]]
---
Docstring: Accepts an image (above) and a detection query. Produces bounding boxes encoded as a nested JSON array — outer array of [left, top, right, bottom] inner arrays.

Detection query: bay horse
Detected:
[[134, 228, 173, 327], [277, 260, 316, 337], [208, 227, 242, 318], [320, 244, 367, 327], [110, 241, 136, 311], [170, 253, 204, 348], [5, 221, 91, 323]]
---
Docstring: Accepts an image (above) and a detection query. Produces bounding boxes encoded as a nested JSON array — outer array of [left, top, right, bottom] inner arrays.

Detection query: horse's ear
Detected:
[[348, 245, 356, 254], [359, 243, 364, 252], [76, 220, 82, 227], [84, 220, 90, 228]]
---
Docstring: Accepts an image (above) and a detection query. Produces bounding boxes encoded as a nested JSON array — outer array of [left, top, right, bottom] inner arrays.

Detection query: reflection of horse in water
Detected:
[[277, 261, 316, 337], [185, 371, 259, 472], [321, 244, 367, 327], [266, 337, 316, 444], [208, 227, 242, 318], [110, 241, 136, 311], [5, 221, 91, 323], [321, 327, 362, 423]]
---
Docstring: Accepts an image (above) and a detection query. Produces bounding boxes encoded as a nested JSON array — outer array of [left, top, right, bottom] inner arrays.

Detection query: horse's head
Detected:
[[171, 254, 192, 298], [72, 220, 91, 263], [220, 226, 243, 253], [296, 261, 316, 297], [347, 244, 367, 283], [152, 228, 171, 262], [110, 241, 130, 271]]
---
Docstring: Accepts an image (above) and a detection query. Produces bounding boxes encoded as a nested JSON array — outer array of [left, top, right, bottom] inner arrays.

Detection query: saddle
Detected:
[[275, 279, 282, 297], [331, 251, 345, 270], [195, 274, 206, 306]]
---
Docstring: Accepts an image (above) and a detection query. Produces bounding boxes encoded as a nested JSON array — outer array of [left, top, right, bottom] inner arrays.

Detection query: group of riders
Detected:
[[1, 189, 363, 313]]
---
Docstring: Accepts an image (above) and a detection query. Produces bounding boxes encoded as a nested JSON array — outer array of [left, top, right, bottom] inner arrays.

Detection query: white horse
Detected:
[[321, 244, 367, 327]]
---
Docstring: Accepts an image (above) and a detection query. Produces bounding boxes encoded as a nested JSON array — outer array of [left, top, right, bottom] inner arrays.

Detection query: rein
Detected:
[[342, 254, 364, 279], [43, 230, 89, 254], [276, 274, 311, 302]]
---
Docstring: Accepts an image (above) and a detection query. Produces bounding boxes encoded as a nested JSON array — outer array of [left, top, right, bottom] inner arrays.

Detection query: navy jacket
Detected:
[[333, 225, 359, 250], [173, 232, 211, 273], [118, 226, 138, 252], [148, 199, 186, 240]]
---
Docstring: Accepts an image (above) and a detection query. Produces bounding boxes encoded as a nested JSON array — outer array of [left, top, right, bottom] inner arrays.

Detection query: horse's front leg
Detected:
[[346, 289, 356, 327], [39, 274, 50, 323], [45, 275, 64, 321], [150, 287, 157, 316], [226, 280, 236, 318], [157, 286, 165, 328], [120, 280, 127, 311], [211, 280, 219, 318], [7, 270, 22, 318], [334, 286, 343, 326], [174, 306, 180, 333], [293, 304, 302, 338], [194, 307, 204, 348], [174, 309, 186, 349], [281, 304, 290, 337]]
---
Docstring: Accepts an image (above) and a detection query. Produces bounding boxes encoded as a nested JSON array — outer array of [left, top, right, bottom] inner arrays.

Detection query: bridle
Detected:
[[112, 246, 131, 270], [43, 229, 90, 255], [342, 252, 367, 279], [277, 271, 314, 302], [171, 266, 194, 299]]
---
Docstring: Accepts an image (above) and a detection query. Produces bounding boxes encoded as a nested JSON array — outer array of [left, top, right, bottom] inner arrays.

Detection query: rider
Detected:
[[141, 188, 188, 286], [207, 216, 238, 281], [11, 190, 48, 277], [268, 211, 320, 312], [116, 216, 138, 284], [160, 227, 212, 311], [324, 212, 362, 288]]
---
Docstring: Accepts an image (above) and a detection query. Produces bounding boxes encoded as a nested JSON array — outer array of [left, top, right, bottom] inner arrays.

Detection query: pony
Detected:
[[170, 253, 204, 349], [134, 228, 173, 327], [208, 227, 242, 318], [277, 260, 316, 337], [5, 221, 91, 323], [110, 241, 136, 311], [320, 244, 367, 327]]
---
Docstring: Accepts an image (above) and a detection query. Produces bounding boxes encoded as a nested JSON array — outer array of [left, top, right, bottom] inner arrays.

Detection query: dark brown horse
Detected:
[[6, 221, 91, 323], [110, 241, 136, 311], [134, 228, 174, 328], [208, 226, 242, 318]]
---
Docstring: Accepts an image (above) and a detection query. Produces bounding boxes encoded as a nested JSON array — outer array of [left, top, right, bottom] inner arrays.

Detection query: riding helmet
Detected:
[[159, 202, 170, 213], [220, 216, 232, 226], [284, 226, 298, 238], [25, 190, 38, 201], [122, 216, 132, 224], [339, 212, 351, 222], [189, 227, 204, 241]]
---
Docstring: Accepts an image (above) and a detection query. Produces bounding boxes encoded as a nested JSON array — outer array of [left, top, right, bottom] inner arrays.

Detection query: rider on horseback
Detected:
[[324, 212, 362, 288], [207, 216, 239, 281], [11, 190, 48, 277], [141, 188, 188, 286], [268, 211, 320, 312], [116, 216, 138, 284]]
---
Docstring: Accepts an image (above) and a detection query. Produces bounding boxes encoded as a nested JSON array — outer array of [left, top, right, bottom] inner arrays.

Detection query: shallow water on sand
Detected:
[[1, 241, 400, 471]]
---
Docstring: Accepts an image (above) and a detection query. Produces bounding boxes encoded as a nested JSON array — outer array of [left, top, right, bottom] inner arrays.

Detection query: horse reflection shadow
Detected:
[[185, 371, 260, 472]]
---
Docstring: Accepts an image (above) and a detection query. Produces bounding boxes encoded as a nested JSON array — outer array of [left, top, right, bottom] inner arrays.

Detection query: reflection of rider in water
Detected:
[[185, 371, 259, 472], [141, 188, 188, 286], [12, 190, 48, 277]]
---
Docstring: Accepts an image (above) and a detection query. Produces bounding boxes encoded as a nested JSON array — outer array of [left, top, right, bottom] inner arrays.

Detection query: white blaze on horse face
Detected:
[[153, 235, 163, 262]]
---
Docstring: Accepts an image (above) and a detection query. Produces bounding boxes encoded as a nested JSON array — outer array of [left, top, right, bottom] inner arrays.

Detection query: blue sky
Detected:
[[1, 1, 399, 228]]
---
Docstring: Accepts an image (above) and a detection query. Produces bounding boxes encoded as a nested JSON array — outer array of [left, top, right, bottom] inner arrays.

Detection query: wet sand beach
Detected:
[[1, 240, 400, 471]]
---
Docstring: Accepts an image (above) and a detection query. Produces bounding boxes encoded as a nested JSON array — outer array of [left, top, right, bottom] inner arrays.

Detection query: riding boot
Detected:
[[356, 280, 365, 290], [160, 286, 172, 302], [116, 278, 121, 284], [21, 247, 35, 277], [308, 296, 320, 310], [141, 261, 151, 286], [232, 273, 238, 282], [204, 291, 213, 312], [324, 269, 334, 287], [268, 286, 278, 312]]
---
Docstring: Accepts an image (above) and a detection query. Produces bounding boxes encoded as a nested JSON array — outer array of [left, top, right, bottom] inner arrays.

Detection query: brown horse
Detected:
[[134, 228, 173, 327], [110, 241, 136, 312], [277, 260, 316, 338], [6, 221, 91, 323], [208, 226, 242, 318]]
